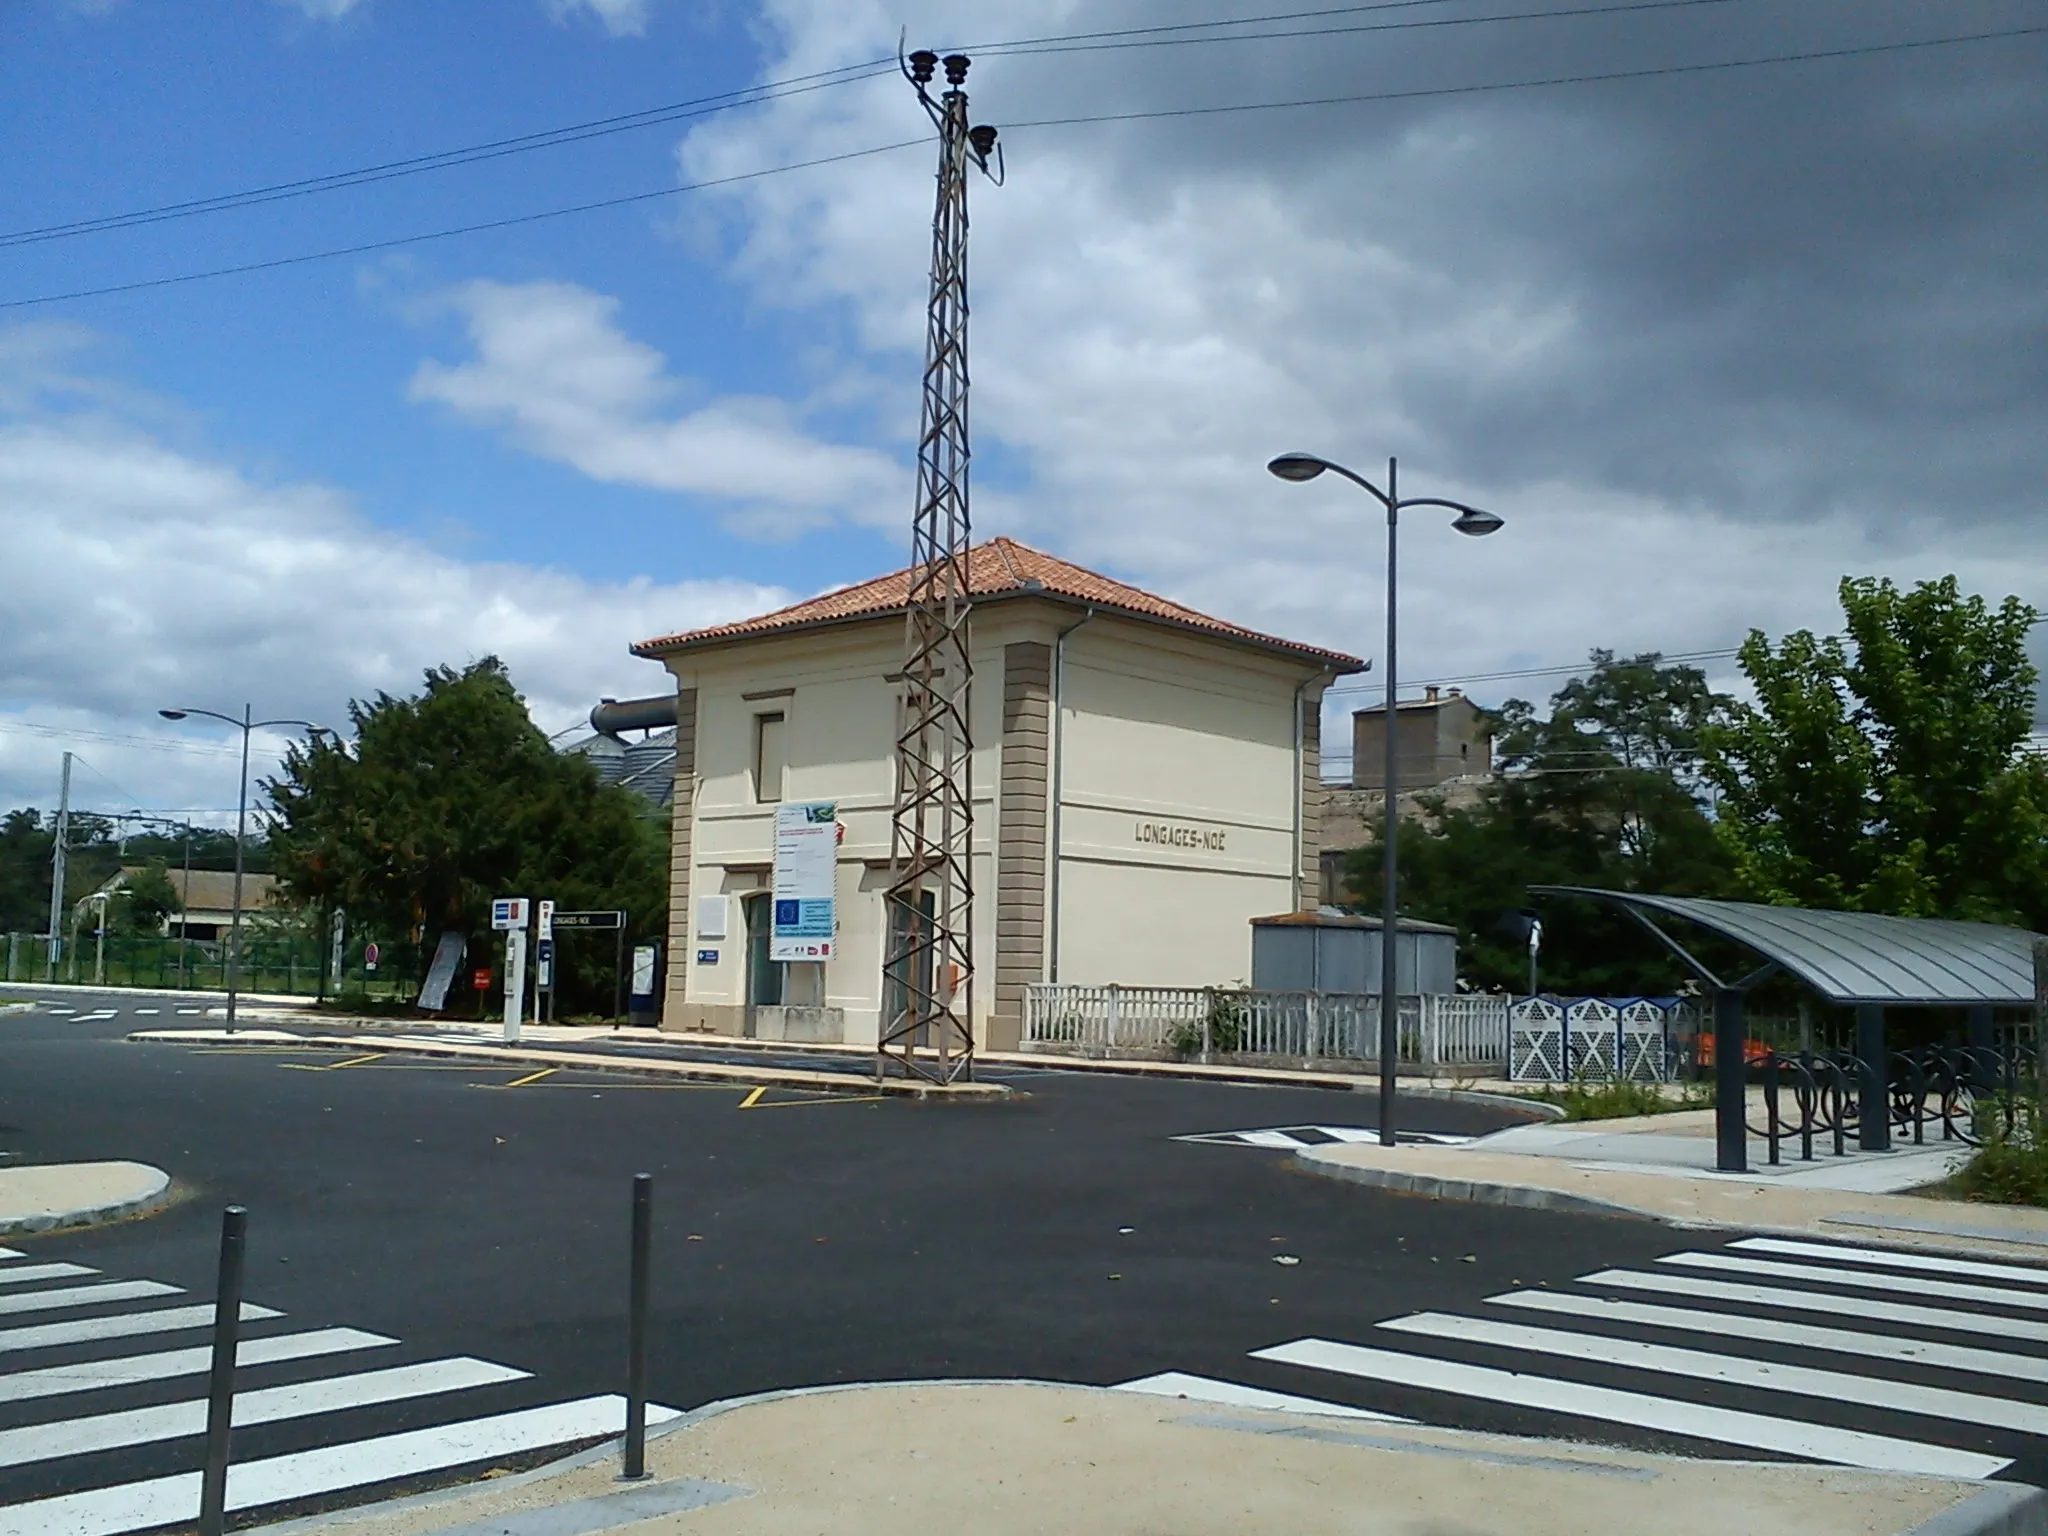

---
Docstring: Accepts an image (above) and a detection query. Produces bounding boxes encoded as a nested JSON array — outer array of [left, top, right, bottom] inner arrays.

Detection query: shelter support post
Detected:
[[1714, 986, 1746, 1173], [1967, 1003, 1994, 1053], [1856, 1003, 1889, 1152]]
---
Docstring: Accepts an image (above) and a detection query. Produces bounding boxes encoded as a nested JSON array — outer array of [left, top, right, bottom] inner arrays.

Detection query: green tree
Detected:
[[115, 860, 182, 935], [1704, 576, 2048, 926], [1349, 653, 1736, 994], [266, 659, 669, 999]]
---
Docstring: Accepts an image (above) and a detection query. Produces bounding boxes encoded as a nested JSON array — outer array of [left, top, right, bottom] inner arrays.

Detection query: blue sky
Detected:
[[2, 0, 2043, 818], [4, 0, 906, 591]]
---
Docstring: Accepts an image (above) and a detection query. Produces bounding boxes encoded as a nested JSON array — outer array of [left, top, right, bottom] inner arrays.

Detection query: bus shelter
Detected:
[[1529, 886, 2043, 1172]]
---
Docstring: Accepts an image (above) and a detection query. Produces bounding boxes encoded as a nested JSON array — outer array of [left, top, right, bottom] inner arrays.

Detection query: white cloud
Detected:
[[273, 0, 362, 18], [669, 0, 2048, 759], [409, 279, 904, 539], [547, 0, 652, 38], [0, 329, 786, 819]]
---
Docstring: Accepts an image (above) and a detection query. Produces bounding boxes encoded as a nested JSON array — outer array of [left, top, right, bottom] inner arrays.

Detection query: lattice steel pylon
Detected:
[[879, 49, 1001, 1085]]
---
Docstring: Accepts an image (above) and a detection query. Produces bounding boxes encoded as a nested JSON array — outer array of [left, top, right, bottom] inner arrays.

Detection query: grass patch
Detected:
[[1536, 1077, 1714, 1121], [1951, 1099, 2048, 1208]]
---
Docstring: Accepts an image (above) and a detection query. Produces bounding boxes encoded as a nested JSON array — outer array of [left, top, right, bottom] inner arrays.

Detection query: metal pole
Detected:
[[1378, 458, 1400, 1147], [1856, 1002, 1888, 1151], [614, 924, 625, 1027], [1713, 986, 1747, 1172], [93, 895, 106, 985], [197, 1204, 248, 1536], [622, 1172, 652, 1479], [179, 830, 193, 988], [225, 706, 251, 1033], [46, 751, 72, 981]]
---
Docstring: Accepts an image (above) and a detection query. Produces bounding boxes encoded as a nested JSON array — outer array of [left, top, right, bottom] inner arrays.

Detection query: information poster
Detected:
[[771, 801, 837, 961]]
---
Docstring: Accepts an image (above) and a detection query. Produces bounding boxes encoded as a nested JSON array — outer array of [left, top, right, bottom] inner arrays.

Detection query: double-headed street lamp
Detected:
[[1268, 453, 1503, 1147], [158, 705, 333, 1032]]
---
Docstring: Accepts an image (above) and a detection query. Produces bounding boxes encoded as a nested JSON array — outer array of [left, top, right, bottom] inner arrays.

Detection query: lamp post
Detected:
[[1267, 453, 1502, 1147], [159, 706, 332, 1032]]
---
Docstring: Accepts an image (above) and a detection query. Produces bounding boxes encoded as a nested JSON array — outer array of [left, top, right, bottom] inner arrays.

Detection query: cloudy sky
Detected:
[[2, 0, 2043, 818]]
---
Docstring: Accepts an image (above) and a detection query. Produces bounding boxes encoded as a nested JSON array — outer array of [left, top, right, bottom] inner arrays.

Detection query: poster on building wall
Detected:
[[771, 801, 837, 961]]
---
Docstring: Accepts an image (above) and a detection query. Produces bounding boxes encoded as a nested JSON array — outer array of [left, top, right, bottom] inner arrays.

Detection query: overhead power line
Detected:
[[971, 0, 1750, 58], [1007, 23, 2048, 129], [0, 140, 928, 312], [6, 20, 2039, 312], [0, 720, 240, 755], [1328, 647, 1743, 693], [0, 60, 899, 251], [0, 0, 1945, 254]]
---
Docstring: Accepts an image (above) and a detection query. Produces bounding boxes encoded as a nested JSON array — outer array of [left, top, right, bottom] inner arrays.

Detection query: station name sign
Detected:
[[1133, 819, 1227, 853], [552, 910, 626, 930]]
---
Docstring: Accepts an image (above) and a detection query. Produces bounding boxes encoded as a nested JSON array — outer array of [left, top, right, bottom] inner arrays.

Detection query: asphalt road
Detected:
[[5, 985, 2048, 1525]]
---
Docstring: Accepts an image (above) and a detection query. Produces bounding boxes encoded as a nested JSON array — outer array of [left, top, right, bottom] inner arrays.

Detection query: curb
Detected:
[[1400, 1085, 1566, 1120], [0, 1165, 174, 1237], [1290, 1149, 1663, 1222], [124, 1030, 1010, 1103], [1904, 1484, 2048, 1536]]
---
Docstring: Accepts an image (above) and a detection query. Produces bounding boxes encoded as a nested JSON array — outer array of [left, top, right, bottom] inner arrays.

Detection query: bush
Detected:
[[1539, 1076, 1712, 1121], [1167, 991, 1249, 1058], [1954, 1099, 2048, 1208]]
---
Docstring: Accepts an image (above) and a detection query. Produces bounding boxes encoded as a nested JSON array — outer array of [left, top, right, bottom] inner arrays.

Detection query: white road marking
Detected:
[[0, 1282, 180, 1317], [0, 1394, 681, 1536], [1731, 1236, 2048, 1288], [0, 1250, 21, 1261], [175, 1008, 202, 1015], [0, 1328, 394, 1405], [1381, 1311, 2048, 1436], [0, 1263, 97, 1288], [0, 1303, 280, 1354], [72, 1012, 117, 1023], [0, 1355, 528, 1469], [132, 1009, 159, 1016], [1584, 1267, 2048, 1347], [1252, 1338, 2009, 1479], [1662, 1251, 2048, 1313], [1113, 1371, 1409, 1421], [44, 1008, 75, 1015], [1492, 1289, 2048, 1385], [1234, 1130, 1313, 1148]]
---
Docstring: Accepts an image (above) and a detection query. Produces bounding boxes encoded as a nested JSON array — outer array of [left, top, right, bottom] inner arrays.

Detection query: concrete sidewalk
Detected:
[[0, 1160, 172, 1235], [253, 1380, 2043, 1536], [1296, 1106, 2048, 1261]]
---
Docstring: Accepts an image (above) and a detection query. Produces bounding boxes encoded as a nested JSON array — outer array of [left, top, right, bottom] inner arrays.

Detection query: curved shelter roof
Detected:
[[1531, 887, 2043, 1007]]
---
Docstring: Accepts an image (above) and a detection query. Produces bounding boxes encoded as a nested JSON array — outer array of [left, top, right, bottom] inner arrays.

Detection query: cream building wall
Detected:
[[650, 596, 1342, 1050]]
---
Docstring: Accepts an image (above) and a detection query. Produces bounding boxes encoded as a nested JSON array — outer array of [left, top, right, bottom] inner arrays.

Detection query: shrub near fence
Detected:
[[1022, 984, 1508, 1068]]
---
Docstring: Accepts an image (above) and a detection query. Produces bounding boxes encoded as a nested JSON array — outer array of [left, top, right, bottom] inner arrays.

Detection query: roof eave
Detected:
[[634, 587, 1366, 673]]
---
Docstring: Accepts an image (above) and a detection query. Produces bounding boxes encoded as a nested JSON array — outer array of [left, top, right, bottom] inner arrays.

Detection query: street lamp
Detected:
[[158, 706, 333, 1032], [1267, 453, 1502, 1147]]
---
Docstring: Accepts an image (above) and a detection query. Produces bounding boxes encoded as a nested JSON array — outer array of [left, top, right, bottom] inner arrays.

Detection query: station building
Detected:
[[630, 538, 1364, 1050]]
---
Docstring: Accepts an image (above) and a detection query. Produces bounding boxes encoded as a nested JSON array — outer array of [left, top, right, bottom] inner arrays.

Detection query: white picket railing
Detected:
[[1022, 984, 1508, 1067]]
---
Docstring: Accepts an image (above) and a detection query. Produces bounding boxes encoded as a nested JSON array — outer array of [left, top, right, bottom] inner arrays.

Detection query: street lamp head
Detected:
[[158, 709, 187, 721], [1267, 452, 1329, 483], [1452, 506, 1504, 537]]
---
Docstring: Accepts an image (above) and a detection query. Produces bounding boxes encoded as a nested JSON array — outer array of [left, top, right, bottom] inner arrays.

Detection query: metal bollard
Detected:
[[622, 1173, 652, 1480], [1765, 1055, 1780, 1167], [198, 1205, 248, 1536]]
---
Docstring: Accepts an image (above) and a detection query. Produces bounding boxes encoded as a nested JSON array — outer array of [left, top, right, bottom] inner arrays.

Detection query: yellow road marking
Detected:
[[737, 1086, 767, 1110], [502, 1067, 559, 1089], [280, 1052, 387, 1072]]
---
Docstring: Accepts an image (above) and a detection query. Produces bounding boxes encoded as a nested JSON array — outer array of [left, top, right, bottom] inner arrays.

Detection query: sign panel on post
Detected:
[[491, 898, 530, 931], [771, 801, 837, 961], [553, 910, 625, 930]]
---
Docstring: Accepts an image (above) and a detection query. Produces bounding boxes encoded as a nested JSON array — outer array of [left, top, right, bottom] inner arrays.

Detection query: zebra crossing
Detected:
[[1115, 1234, 2048, 1480], [0, 1242, 675, 1535], [1173, 1125, 1474, 1150]]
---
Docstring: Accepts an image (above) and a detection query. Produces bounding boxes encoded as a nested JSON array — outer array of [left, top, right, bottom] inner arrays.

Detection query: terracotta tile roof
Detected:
[[632, 537, 1364, 670]]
